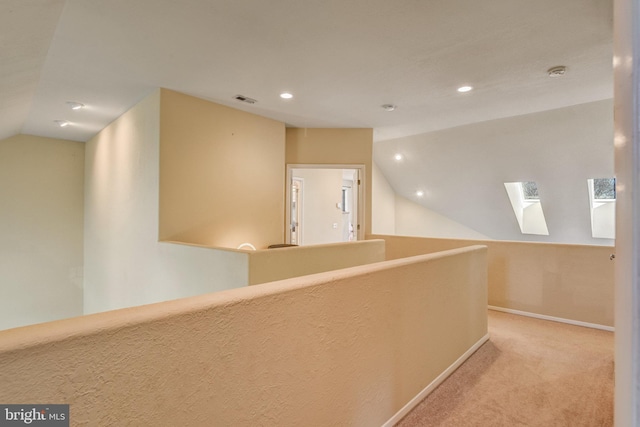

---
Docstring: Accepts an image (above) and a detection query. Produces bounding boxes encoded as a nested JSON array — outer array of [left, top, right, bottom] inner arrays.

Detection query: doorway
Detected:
[[290, 177, 304, 245], [286, 165, 364, 246]]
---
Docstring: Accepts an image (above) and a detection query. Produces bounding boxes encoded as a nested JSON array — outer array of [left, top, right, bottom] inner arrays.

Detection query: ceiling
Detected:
[[2, 0, 614, 245], [2, 0, 612, 143]]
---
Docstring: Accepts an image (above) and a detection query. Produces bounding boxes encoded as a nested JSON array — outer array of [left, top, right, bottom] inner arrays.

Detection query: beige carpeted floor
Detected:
[[396, 310, 614, 427]]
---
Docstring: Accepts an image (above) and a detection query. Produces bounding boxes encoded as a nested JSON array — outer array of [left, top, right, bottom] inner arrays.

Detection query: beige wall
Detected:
[[85, 90, 250, 314], [286, 128, 373, 236], [394, 194, 491, 240], [372, 162, 396, 234], [159, 89, 286, 249], [0, 134, 84, 330], [371, 234, 614, 327], [247, 239, 385, 285], [0, 246, 487, 426], [164, 239, 386, 286]]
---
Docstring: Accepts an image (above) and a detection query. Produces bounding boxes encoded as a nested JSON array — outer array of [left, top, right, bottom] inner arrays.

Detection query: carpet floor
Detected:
[[396, 310, 614, 427]]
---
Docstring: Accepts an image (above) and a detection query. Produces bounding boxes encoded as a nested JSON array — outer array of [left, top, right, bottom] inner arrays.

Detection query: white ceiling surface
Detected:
[[0, 0, 65, 141], [3, 0, 612, 143], [4, 0, 614, 244]]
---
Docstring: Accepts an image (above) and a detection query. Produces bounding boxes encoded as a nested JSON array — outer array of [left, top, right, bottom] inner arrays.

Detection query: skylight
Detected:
[[521, 181, 540, 200], [504, 181, 549, 235], [592, 178, 616, 200], [588, 178, 616, 239]]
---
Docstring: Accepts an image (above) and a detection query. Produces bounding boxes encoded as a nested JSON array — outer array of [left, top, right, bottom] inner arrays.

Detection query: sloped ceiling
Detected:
[[0, 0, 65, 141], [2, 0, 612, 143], [1, 0, 613, 244], [375, 99, 614, 245]]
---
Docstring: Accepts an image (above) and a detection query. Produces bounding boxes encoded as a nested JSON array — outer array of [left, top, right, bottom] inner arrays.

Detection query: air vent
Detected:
[[233, 95, 257, 104], [547, 66, 567, 77]]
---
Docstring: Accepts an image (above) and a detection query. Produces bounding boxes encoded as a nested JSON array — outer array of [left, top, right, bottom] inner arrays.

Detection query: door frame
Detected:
[[290, 177, 304, 245], [285, 164, 366, 245], [613, 0, 640, 423]]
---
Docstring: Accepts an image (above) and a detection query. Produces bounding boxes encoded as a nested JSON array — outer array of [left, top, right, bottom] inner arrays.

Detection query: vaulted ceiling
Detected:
[[2, 0, 611, 143], [2, 0, 613, 244]]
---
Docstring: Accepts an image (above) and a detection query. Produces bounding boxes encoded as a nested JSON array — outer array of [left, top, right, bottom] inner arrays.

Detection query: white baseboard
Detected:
[[381, 333, 490, 427], [488, 305, 614, 332]]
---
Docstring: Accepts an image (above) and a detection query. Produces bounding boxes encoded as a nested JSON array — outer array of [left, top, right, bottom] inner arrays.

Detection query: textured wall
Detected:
[[0, 246, 487, 426], [372, 234, 614, 327], [0, 134, 84, 330], [247, 239, 385, 285]]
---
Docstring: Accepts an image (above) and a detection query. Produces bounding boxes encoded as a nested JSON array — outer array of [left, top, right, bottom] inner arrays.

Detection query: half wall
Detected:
[[0, 246, 487, 426], [371, 234, 614, 328]]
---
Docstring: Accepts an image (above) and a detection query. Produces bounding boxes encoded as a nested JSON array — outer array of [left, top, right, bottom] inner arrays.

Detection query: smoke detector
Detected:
[[381, 104, 397, 111], [547, 66, 567, 77]]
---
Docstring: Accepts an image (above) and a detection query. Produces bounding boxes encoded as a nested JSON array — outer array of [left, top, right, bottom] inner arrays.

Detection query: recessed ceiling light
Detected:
[[416, 190, 424, 197], [457, 86, 473, 93], [66, 101, 84, 110], [280, 92, 293, 99], [394, 153, 403, 161], [547, 66, 567, 77], [382, 104, 396, 111], [54, 120, 70, 127]]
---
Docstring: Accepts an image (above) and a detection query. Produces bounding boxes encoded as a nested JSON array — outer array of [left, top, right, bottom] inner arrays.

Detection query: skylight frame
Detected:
[[504, 181, 549, 236], [587, 178, 616, 239]]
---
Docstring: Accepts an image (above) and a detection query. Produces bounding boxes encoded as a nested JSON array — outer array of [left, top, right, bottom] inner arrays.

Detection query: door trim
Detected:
[[285, 164, 366, 244]]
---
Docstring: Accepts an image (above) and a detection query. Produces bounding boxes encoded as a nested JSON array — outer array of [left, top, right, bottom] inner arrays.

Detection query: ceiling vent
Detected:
[[233, 95, 257, 104], [547, 66, 567, 77]]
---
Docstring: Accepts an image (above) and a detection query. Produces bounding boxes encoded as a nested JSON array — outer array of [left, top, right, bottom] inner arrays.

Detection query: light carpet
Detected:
[[396, 310, 614, 426]]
